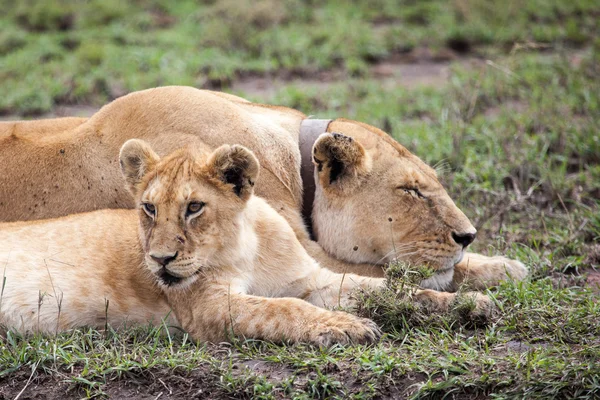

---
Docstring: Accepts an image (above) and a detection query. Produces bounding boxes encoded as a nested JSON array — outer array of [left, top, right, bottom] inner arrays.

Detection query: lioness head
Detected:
[[119, 139, 259, 289], [311, 120, 476, 283]]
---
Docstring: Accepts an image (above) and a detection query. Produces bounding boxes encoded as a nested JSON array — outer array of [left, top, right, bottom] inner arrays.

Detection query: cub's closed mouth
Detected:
[[158, 267, 202, 286]]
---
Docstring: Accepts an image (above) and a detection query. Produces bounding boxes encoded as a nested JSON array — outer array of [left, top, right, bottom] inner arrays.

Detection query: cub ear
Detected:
[[312, 132, 371, 190], [119, 139, 160, 196], [206, 144, 259, 200]]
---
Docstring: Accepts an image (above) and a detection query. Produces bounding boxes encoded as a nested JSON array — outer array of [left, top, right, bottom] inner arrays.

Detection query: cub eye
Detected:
[[186, 201, 205, 217], [142, 202, 156, 217]]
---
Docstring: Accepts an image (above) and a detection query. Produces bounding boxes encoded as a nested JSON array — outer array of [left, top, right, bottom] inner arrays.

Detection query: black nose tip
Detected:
[[151, 252, 178, 266], [452, 232, 476, 248]]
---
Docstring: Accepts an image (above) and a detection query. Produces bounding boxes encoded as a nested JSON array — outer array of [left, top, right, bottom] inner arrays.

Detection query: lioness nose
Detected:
[[452, 232, 476, 248], [150, 252, 178, 266]]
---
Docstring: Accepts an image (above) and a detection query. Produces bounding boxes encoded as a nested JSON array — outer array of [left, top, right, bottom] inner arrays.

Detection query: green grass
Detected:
[[0, 0, 598, 114], [2, 276, 599, 398], [1, 0, 600, 398]]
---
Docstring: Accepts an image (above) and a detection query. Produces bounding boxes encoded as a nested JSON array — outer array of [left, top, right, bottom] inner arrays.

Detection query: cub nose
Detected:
[[452, 232, 476, 248], [150, 252, 178, 266]]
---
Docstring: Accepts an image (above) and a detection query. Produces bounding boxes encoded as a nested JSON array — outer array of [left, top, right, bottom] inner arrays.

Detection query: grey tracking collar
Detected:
[[299, 118, 332, 236]]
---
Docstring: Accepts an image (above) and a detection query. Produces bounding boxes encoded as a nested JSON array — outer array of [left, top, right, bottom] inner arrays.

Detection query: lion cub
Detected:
[[119, 140, 388, 345], [0, 141, 380, 345]]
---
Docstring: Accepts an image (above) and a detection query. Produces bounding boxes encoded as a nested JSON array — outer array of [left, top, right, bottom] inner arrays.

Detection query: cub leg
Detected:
[[285, 268, 386, 308], [167, 282, 380, 346], [449, 252, 528, 291]]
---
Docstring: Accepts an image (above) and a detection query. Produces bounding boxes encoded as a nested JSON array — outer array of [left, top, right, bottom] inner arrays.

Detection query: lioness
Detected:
[[0, 86, 527, 291], [0, 140, 490, 343]]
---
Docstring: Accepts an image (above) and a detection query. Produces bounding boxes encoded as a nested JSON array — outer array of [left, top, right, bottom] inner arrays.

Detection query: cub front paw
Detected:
[[308, 312, 381, 347]]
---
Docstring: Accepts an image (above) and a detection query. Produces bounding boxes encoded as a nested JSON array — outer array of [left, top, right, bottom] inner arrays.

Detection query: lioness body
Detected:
[[0, 87, 527, 290]]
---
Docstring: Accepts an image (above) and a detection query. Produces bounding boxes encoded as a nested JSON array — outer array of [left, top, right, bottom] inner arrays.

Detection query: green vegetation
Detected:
[[1, 0, 598, 114], [1, 0, 599, 398]]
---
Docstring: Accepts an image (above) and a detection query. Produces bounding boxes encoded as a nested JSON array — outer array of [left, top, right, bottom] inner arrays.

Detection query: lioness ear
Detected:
[[207, 144, 259, 200], [312, 132, 371, 190], [119, 139, 160, 196]]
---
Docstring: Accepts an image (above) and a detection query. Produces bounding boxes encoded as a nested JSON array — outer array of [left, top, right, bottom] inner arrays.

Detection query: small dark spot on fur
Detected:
[[332, 132, 352, 142], [388, 217, 393, 222], [59, 149, 65, 154], [353, 246, 359, 251]]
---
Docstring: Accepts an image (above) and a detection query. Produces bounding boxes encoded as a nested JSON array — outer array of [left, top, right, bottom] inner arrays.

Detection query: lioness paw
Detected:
[[414, 289, 495, 319], [454, 253, 529, 290], [497, 257, 528, 281], [308, 312, 381, 347], [476, 255, 529, 286]]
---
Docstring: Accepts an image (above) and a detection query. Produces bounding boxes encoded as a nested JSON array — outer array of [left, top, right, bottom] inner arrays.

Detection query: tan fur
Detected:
[[0, 87, 527, 291], [0, 142, 493, 342]]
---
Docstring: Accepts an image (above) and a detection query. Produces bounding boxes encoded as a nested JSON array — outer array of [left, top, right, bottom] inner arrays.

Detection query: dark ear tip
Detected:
[[331, 132, 352, 141], [210, 144, 259, 198]]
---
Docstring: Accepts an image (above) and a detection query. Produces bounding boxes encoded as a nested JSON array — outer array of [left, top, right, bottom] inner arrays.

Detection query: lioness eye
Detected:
[[397, 187, 426, 199], [186, 202, 205, 216], [142, 202, 156, 217]]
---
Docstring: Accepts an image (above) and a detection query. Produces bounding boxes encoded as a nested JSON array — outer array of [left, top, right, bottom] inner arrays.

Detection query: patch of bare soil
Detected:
[[371, 60, 451, 89], [0, 370, 71, 400], [586, 270, 600, 293], [0, 365, 225, 400], [0, 365, 428, 400], [231, 74, 335, 99], [231, 47, 478, 99], [483, 99, 529, 119], [236, 359, 294, 382]]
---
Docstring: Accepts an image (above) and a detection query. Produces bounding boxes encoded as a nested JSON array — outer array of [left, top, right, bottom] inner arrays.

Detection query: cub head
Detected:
[[119, 139, 259, 289], [311, 120, 476, 288]]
